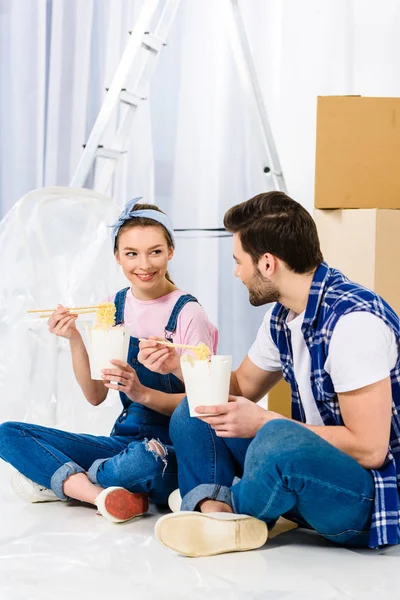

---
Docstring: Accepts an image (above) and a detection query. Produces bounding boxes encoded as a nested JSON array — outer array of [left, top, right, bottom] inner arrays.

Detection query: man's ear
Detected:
[[258, 252, 277, 278]]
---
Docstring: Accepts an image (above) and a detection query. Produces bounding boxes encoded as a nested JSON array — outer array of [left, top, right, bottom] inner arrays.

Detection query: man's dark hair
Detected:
[[223, 191, 323, 273]]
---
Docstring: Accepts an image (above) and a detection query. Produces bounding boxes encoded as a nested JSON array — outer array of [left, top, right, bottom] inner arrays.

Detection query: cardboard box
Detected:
[[314, 208, 400, 314], [315, 96, 400, 209], [268, 379, 292, 418]]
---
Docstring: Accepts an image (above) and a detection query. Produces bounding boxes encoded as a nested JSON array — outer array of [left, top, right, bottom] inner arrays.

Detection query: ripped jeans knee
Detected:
[[88, 438, 176, 500], [143, 438, 168, 474]]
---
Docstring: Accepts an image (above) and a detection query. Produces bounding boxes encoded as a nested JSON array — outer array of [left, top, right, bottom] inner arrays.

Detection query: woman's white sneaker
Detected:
[[155, 511, 268, 557], [11, 471, 60, 503]]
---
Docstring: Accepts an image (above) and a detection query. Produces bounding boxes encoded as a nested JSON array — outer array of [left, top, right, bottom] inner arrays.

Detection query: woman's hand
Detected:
[[48, 305, 80, 340], [138, 338, 182, 378], [101, 359, 149, 404]]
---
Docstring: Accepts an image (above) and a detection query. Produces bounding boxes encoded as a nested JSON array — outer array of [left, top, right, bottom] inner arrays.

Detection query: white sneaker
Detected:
[[168, 488, 182, 513], [155, 511, 268, 557], [11, 471, 60, 503]]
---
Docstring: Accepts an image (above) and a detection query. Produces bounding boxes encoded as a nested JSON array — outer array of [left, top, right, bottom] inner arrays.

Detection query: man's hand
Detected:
[[196, 395, 284, 438], [138, 338, 182, 378], [102, 359, 149, 404]]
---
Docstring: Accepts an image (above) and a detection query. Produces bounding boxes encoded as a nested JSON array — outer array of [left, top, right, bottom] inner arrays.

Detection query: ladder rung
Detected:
[[120, 90, 147, 106], [96, 147, 127, 160], [71, 0, 181, 190], [142, 32, 165, 52]]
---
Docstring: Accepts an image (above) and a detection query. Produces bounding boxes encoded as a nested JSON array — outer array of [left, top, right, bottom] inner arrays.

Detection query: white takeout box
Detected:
[[180, 354, 232, 417], [88, 326, 130, 380]]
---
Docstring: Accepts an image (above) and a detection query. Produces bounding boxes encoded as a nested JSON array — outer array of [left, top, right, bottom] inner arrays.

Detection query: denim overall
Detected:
[[110, 286, 197, 442], [0, 288, 198, 505]]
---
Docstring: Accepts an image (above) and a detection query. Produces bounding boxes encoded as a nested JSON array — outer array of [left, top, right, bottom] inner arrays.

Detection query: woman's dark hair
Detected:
[[115, 203, 175, 285], [223, 191, 323, 273]]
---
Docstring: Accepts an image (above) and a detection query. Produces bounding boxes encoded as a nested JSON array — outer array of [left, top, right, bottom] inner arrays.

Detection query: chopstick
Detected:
[[39, 309, 97, 318], [138, 338, 207, 353], [139, 338, 197, 351], [27, 305, 101, 314]]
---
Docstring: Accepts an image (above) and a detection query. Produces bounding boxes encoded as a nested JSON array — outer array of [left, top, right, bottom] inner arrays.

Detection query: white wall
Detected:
[[1, 0, 400, 374]]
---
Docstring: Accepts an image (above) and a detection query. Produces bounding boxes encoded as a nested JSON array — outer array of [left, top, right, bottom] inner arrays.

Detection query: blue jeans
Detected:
[[170, 398, 375, 548], [0, 421, 177, 503]]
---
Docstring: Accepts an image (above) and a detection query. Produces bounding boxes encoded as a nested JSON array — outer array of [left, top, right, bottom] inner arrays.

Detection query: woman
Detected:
[[0, 199, 217, 523]]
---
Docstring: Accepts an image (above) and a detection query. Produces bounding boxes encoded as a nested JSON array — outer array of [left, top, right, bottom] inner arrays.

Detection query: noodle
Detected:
[[193, 342, 211, 361], [93, 302, 116, 330]]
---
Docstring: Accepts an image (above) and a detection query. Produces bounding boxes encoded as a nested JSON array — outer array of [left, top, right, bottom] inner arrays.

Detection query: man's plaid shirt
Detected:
[[270, 262, 400, 548]]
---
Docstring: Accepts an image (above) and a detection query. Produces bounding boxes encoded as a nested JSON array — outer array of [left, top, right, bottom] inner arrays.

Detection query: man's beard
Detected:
[[248, 267, 279, 306]]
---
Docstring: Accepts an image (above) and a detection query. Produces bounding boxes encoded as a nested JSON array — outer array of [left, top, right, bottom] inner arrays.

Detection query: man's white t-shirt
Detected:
[[248, 308, 398, 425]]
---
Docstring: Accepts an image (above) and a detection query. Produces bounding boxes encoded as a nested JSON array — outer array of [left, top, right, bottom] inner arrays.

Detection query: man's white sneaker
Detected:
[[11, 471, 60, 503], [168, 488, 182, 513], [155, 511, 268, 557]]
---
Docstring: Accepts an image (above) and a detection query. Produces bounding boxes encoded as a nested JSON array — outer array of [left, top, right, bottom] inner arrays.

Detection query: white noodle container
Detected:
[[180, 354, 232, 417], [88, 326, 130, 380]]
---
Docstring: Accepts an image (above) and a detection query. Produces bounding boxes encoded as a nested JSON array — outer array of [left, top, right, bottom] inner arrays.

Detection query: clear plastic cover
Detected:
[[0, 186, 126, 434]]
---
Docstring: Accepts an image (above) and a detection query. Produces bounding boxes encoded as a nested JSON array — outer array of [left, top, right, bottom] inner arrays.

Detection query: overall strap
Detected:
[[164, 294, 198, 342], [113, 287, 130, 325]]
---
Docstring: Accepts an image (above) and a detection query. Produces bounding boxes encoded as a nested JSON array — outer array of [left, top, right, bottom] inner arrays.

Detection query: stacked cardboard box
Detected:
[[314, 96, 400, 315], [268, 379, 292, 418]]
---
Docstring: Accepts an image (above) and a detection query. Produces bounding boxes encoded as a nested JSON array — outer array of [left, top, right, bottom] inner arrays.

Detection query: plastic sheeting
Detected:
[[0, 457, 399, 600], [0, 187, 125, 434]]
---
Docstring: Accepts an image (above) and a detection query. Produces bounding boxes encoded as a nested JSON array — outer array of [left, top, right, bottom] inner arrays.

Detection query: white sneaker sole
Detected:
[[155, 511, 268, 557]]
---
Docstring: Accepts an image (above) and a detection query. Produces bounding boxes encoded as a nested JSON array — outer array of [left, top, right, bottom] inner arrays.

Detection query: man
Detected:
[[152, 191, 400, 557]]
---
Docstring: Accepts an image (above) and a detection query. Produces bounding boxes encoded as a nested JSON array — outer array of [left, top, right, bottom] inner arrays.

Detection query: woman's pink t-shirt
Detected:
[[109, 289, 218, 354]]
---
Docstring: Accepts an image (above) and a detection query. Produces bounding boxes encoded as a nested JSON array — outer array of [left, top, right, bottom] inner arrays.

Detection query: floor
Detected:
[[0, 461, 399, 600]]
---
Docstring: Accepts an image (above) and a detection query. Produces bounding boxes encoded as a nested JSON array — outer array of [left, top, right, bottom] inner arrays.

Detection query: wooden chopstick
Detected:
[[39, 309, 97, 318], [139, 338, 204, 352], [27, 305, 101, 314]]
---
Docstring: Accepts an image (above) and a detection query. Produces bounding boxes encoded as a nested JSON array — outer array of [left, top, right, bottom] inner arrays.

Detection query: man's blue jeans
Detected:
[[170, 398, 375, 548]]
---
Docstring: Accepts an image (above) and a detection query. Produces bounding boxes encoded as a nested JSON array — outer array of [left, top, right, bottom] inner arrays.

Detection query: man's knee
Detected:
[[169, 397, 190, 442], [246, 419, 307, 471], [257, 418, 304, 445]]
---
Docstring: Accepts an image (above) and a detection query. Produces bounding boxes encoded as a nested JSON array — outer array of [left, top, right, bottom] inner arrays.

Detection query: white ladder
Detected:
[[70, 0, 286, 194], [226, 0, 286, 192]]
